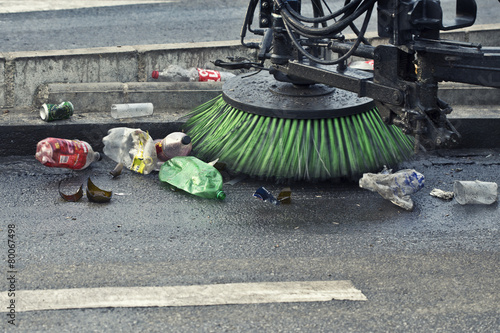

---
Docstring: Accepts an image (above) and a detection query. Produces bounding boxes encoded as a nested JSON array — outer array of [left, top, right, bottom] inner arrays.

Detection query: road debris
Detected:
[[159, 156, 226, 200], [59, 181, 84, 202], [277, 187, 292, 204], [35, 137, 101, 170], [253, 187, 279, 205], [430, 188, 454, 200], [102, 127, 157, 175], [359, 167, 425, 211], [453, 180, 498, 205], [86, 178, 112, 203], [110, 162, 124, 178], [40, 101, 74, 122]]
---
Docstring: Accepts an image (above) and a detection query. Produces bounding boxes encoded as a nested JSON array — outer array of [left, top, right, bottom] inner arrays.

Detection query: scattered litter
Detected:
[[155, 132, 192, 167], [102, 127, 157, 175], [152, 65, 235, 82], [159, 156, 226, 200], [58, 181, 83, 202], [36, 138, 101, 170], [359, 167, 425, 211], [430, 188, 454, 200], [40, 101, 74, 122], [110, 162, 124, 178], [453, 180, 498, 205], [277, 187, 292, 204], [253, 187, 279, 205], [58, 178, 112, 203], [86, 178, 112, 203]]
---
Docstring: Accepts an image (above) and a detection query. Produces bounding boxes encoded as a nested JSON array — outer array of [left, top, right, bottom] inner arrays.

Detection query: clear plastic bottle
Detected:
[[155, 132, 192, 162], [159, 156, 226, 200], [111, 103, 153, 119], [151, 65, 236, 82], [35, 137, 101, 170], [102, 127, 157, 175]]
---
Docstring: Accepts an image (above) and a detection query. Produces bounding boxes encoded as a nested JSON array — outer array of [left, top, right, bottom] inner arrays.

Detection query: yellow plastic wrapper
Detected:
[[102, 128, 157, 174]]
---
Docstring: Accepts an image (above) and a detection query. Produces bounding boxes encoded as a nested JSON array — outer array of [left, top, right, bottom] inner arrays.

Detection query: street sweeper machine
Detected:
[[184, 0, 500, 181]]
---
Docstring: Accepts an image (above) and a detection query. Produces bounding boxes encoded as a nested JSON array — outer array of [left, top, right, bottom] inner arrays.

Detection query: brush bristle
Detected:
[[184, 95, 414, 181]]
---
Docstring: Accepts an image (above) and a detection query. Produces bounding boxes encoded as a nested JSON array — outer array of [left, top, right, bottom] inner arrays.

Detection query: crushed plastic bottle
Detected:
[[151, 65, 235, 82], [453, 180, 498, 205], [359, 167, 425, 210], [35, 137, 101, 170], [159, 156, 226, 200], [155, 132, 192, 162], [102, 127, 157, 174]]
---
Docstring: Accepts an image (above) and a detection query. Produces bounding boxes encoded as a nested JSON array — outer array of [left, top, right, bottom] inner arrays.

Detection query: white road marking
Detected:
[[1, 280, 367, 312]]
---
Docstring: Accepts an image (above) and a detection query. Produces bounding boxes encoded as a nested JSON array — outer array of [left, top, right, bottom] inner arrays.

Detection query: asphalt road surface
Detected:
[[0, 148, 499, 331]]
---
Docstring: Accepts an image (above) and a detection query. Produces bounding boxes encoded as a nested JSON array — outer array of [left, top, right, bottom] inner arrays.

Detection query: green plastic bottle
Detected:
[[159, 156, 226, 200]]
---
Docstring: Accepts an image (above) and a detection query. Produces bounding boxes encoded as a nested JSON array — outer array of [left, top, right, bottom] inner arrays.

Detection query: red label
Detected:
[[38, 138, 89, 169], [196, 68, 221, 82]]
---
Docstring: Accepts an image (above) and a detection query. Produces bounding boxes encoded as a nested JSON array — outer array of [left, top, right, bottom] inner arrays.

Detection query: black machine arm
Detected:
[[226, 0, 500, 150]]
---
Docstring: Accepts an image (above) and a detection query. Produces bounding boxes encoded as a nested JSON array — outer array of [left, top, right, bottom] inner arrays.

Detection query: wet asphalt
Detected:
[[0, 147, 498, 331]]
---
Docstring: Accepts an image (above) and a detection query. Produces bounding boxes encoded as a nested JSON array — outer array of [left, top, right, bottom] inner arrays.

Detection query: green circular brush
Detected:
[[184, 71, 413, 181]]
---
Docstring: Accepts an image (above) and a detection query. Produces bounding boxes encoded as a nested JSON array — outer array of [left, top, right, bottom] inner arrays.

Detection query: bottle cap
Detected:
[[152, 71, 159, 79], [216, 190, 226, 200]]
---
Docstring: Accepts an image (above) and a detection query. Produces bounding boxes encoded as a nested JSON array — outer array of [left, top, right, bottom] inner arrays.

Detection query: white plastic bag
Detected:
[[102, 127, 157, 174], [359, 167, 425, 210]]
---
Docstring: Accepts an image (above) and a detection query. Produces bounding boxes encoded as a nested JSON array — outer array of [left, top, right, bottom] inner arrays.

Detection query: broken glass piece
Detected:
[[86, 178, 112, 203], [58, 181, 83, 202], [110, 162, 124, 178], [277, 187, 292, 204]]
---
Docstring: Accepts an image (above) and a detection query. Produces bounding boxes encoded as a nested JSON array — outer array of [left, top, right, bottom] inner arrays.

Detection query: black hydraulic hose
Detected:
[[241, 0, 260, 48], [343, 0, 370, 43], [283, 0, 363, 24], [282, 1, 374, 65], [349, 22, 371, 45], [280, 0, 375, 37]]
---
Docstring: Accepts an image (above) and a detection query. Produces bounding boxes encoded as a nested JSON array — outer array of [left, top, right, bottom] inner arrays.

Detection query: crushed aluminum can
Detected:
[[40, 101, 74, 122]]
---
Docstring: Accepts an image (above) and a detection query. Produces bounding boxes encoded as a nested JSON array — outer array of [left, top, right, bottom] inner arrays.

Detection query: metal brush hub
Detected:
[[222, 71, 375, 120]]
